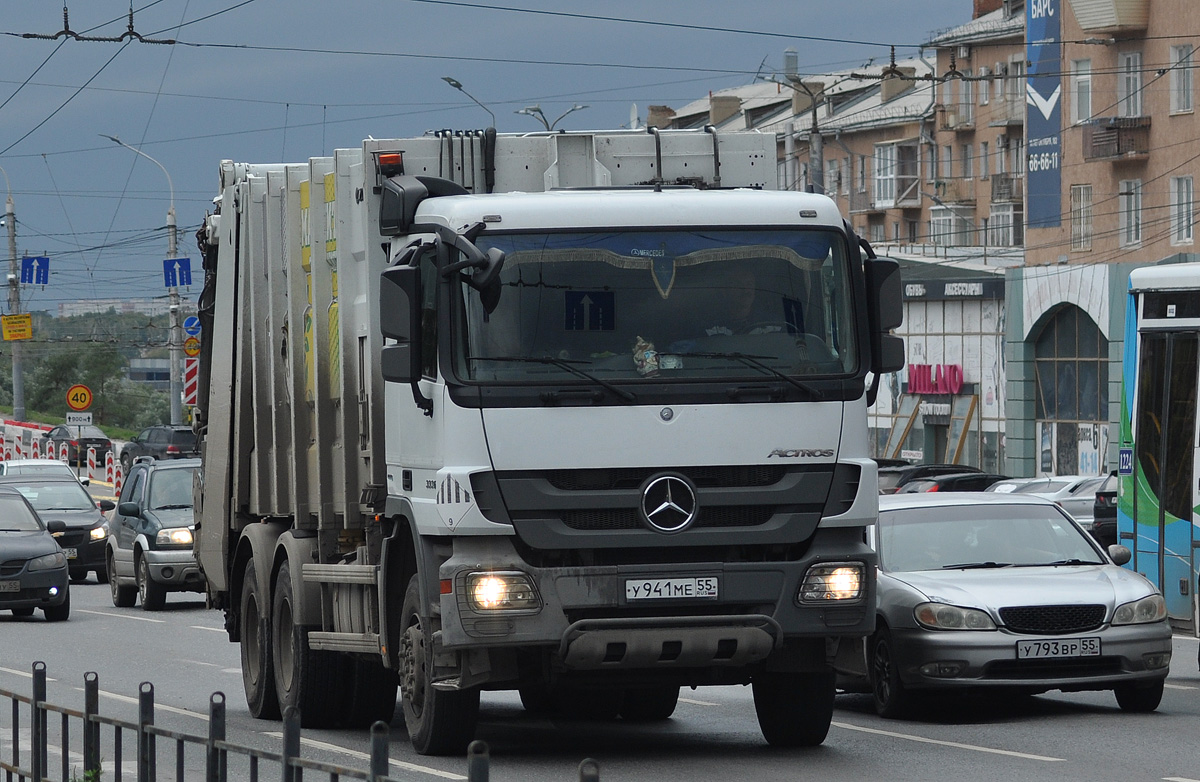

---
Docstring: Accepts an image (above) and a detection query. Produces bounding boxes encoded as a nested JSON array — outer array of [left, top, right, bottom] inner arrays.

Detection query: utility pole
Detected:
[[5, 191, 23, 422]]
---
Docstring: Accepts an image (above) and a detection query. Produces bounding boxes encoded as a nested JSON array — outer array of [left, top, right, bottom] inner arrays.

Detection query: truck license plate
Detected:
[[626, 577, 718, 600], [0, 580, 19, 592], [1016, 637, 1101, 659], [63, 548, 77, 560]]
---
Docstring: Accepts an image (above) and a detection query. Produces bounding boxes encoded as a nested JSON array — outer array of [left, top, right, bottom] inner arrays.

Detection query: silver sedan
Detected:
[[835, 492, 1172, 717]]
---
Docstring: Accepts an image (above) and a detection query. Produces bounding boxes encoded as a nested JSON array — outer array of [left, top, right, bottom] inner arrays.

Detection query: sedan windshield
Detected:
[[9, 481, 96, 512], [0, 495, 42, 531], [456, 229, 858, 384], [878, 504, 1103, 573]]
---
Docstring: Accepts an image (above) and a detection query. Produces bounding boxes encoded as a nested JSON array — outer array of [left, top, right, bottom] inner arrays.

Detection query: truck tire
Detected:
[[240, 558, 281, 720], [343, 657, 399, 728], [518, 681, 555, 715], [752, 669, 835, 747], [553, 684, 623, 720], [137, 556, 167, 612], [399, 575, 479, 755], [272, 560, 348, 728], [620, 685, 680, 722]]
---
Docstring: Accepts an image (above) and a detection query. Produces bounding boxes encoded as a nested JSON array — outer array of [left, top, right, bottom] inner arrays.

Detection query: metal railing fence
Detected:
[[1, 662, 601, 782]]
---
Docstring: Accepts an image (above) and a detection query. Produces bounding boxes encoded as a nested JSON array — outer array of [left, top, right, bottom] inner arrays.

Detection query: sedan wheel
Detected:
[[871, 627, 914, 718], [1114, 679, 1164, 713]]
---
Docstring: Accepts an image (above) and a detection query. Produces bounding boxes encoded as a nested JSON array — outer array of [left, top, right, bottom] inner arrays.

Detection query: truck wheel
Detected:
[[752, 669, 835, 747], [620, 685, 680, 722], [272, 560, 347, 728], [240, 558, 281, 720], [137, 556, 167, 611], [399, 575, 479, 755], [518, 681, 555, 715], [553, 684, 623, 720], [109, 552, 136, 607]]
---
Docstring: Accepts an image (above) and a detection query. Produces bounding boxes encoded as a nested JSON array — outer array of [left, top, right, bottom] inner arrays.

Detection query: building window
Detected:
[[979, 67, 990, 105], [906, 220, 919, 243], [1119, 179, 1142, 246], [988, 204, 1023, 247], [962, 144, 973, 178], [1118, 51, 1143, 117], [870, 223, 885, 243], [874, 144, 896, 206], [826, 158, 840, 195], [843, 157, 851, 195], [1005, 59, 1025, 105], [1171, 175, 1194, 245], [927, 143, 937, 181], [979, 140, 989, 178], [1011, 137, 1025, 175], [929, 206, 973, 246], [1070, 59, 1092, 124], [1171, 45, 1193, 113], [958, 71, 974, 123], [996, 135, 1008, 175], [941, 145, 953, 180], [1070, 184, 1093, 251], [857, 155, 867, 192], [1034, 305, 1108, 476]]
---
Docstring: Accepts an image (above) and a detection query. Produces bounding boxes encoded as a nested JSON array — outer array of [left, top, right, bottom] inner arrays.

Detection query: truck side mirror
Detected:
[[379, 264, 422, 384], [865, 256, 905, 374]]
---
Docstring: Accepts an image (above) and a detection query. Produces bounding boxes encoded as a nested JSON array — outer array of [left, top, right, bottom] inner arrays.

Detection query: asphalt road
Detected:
[[3, 577, 1200, 782]]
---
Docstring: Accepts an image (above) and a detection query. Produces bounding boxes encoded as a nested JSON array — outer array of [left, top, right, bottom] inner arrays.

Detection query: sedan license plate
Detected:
[[63, 548, 77, 560], [626, 577, 718, 600], [0, 580, 19, 593], [1016, 637, 1101, 659]]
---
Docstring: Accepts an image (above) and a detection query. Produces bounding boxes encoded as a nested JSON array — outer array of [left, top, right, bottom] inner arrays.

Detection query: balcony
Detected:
[[1067, 0, 1148, 33], [991, 173, 1024, 202], [940, 106, 975, 132], [935, 178, 976, 203], [1083, 116, 1151, 161], [987, 100, 1025, 127]]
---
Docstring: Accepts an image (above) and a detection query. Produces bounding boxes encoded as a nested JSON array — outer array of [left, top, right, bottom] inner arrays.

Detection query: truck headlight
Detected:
[[1113, 594, 1166, 625], [156, 527, 194, 546], [915, 602, 996, 630], [465, 571, 540, 611], [798, 563, 865, 603]]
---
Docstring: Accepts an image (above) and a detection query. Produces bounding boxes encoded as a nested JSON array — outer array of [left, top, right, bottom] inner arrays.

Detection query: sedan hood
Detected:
[[889, 565, 1157, 612], [0, 529, 62, 559], [36, 508, 104, 530]]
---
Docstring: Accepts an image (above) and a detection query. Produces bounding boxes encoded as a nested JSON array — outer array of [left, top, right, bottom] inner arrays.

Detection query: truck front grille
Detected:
[[563, 506, 776, 531]]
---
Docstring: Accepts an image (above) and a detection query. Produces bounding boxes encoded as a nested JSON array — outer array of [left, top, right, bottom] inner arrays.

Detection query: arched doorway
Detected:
[[1033, 304, 1108, 476]]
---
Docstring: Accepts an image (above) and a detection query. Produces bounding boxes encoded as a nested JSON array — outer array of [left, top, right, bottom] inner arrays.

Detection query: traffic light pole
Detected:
[[168, 208, 182, 426], [6, 194, 24, 422]]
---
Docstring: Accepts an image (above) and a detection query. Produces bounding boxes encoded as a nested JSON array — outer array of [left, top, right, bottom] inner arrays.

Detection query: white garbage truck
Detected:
[[193, 127, 904, 754]]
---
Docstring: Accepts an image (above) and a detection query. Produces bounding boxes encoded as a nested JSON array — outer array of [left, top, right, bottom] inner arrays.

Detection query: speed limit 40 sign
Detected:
[[66, 384, 93, 411]]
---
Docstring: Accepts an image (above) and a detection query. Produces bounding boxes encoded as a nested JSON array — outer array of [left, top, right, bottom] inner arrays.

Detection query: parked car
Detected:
[[896, 472, 1011, 493], [1016, 475, 1107, 530], [0, 475, 115, 583], [41, 425, 112, 464], [0, 458, 89, 486], [1092, 471, 1119, 548], [107, 458, 204, 610], [984, 477, 1039, 493], [877, 463, 983, 494], [119, 425, 199, 471], [836, 492, 1171, 717], [0, 487, 70, 620]]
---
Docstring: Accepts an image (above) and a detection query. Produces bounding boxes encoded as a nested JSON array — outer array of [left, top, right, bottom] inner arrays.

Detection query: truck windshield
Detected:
[[454, 229, 858, 384]]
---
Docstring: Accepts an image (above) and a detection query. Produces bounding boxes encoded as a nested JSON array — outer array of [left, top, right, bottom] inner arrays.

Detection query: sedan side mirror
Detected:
[[46, 520, 67, 534], [99, 499, 116, 513], [1107, 544, 1132, 566]]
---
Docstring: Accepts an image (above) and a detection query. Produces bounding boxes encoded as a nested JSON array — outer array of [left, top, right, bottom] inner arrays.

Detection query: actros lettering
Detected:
[[768, 448, 835, 458]]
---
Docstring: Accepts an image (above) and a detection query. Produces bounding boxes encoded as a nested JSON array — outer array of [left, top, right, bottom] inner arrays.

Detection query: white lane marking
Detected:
[[832, 721, 1064, 762], [263, 732, 466, 780], [1164, 683, 1196, 690], [180, 659, 222, 668], [1163, 777, 1200, 781], [221, 668, 241, 674], [191, 625, 226, 633], [1173, 635, 1199, 642], [77, 609, 164, 623], [82, 688, 210, 721], [0, 667, 57, 681], [678, 697, 720, 706]]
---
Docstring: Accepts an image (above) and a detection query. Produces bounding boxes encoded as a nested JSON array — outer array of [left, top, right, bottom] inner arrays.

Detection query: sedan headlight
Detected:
[[799, 563, 866, 602], [28, 551, 67, 572], [89, 524, 108, 541], [1113, 594, 1167, 625], [156, 527, 194, 546], [465, 572, 540, 611], [914, 602, 996, 630]]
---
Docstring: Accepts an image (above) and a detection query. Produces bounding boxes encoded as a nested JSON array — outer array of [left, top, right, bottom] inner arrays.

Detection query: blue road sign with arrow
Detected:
[[163, 258, 192, 287], [21, 256, 49, 285], [183, 316, 201, 335]]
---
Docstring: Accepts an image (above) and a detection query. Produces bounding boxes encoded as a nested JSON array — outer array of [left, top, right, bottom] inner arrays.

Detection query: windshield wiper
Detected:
[[1039, 558, 1103, 566], [942, 561, 1014, 570], [468, 356, 636, 403], [668, 351, 823, 400], [153, 504, 192, 510]]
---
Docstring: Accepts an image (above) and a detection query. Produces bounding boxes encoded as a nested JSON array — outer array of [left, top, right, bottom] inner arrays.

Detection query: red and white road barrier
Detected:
[[30, 438, 40, 458], [105, 451, 115, 483], [87, 447, 97, 482], [113, 463, 124, 495], [59, 442, 69, 462]]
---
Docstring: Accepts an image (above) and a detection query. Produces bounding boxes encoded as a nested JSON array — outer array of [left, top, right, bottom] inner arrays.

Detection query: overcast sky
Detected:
[[0, 0, 968, 310]]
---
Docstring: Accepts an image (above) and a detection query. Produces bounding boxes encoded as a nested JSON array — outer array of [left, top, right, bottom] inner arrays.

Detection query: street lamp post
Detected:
[[1, 165, 24, 421], [441, 77, 496, 127], [514, 103, 589, 131], [101, 135, 183, 425]]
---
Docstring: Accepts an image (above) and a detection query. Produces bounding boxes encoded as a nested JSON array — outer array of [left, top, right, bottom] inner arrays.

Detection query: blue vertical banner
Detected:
[[1027, 0, 1062, 228]]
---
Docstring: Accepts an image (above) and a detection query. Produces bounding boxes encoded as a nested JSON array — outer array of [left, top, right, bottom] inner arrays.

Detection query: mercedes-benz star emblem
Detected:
[[640, 474, 697, 533]]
